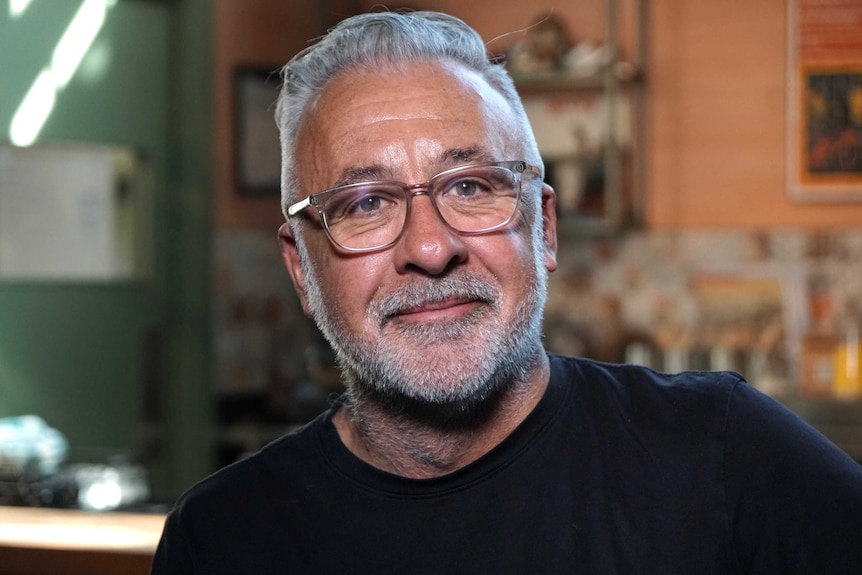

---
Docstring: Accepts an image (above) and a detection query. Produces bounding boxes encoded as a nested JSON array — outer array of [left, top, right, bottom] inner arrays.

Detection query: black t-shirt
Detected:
[[151, 354, 862, 574]]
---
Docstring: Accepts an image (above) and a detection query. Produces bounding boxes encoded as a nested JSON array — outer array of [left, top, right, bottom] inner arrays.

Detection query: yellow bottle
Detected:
[[833, 324, 862, 399]]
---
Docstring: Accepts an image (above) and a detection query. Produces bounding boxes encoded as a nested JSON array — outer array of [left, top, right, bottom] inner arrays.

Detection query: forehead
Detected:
[[296, 59, 521, 188]]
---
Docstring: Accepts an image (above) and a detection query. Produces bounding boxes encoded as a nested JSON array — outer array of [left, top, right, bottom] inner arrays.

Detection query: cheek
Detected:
[[506, 231, 542, 285], [315, 252, 388, 329], [473, 234, 538, 292]]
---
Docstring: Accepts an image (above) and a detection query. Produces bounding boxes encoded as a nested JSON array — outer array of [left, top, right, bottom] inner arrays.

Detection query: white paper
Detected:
[[0, 143, 138, 280]]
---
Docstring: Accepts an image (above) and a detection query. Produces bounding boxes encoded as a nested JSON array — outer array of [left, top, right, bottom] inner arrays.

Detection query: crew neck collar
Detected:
[[315, 354, 573, 496]]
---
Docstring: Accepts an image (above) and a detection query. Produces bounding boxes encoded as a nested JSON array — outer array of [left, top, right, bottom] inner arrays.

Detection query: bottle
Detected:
[[832, 322, 862, 399]]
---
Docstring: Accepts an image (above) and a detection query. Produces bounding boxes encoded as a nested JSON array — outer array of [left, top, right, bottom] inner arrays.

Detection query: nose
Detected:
[[392, 193, 467, 276]]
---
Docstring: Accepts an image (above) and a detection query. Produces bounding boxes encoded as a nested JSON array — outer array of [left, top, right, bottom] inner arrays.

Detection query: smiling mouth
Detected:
[[398, 298, 478, 315], [374, 275, 500, 329], [395, 298, 479, 320]]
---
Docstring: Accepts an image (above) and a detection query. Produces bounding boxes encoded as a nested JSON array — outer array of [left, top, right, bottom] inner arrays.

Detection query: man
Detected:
[[152, 11, 862, 574]]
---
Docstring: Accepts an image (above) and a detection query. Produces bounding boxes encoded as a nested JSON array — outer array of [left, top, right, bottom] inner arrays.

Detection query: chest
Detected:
[[200, 449, 734, 574]]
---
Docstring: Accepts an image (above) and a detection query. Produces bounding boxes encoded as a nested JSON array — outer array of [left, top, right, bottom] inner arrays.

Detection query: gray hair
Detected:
[[275, 10, 543, 219]]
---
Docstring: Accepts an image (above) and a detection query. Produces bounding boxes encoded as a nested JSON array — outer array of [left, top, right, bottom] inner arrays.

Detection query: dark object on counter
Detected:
[[0, 462, 78, 508]]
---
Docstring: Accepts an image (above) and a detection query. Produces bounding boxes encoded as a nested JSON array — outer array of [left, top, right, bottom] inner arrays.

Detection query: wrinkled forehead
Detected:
[[295, 59, 524, 190]]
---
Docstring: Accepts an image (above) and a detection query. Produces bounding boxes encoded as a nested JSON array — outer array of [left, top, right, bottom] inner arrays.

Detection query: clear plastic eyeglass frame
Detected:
[[286, 160, 541, 253]]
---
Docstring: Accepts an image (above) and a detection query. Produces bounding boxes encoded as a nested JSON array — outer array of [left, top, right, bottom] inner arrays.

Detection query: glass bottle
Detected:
[[833, 322, 862, 399]]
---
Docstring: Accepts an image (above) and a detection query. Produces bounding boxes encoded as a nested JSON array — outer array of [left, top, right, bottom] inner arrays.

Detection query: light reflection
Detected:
[[9, 69, 56, 146], [9, 0, 34, 19], [8, 0, 115, 146], [51, 0, 109, 89], [80, 475, 124, 511]]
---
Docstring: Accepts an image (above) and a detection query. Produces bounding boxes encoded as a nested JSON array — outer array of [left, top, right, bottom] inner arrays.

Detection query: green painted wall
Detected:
[[0, 0, 212, 500]]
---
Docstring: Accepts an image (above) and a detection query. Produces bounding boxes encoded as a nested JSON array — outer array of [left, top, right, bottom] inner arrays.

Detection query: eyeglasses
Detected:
[[287, 160, 540, 252]]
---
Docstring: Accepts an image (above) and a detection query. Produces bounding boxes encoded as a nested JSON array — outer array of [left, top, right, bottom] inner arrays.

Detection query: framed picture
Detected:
[[234, 67, 282, 195], [787, 0, 862, 201]]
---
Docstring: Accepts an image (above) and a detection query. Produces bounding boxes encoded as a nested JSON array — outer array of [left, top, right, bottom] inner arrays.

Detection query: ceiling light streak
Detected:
[[8, 0, 114, 146], [52, 0, 109, 89], [9, 69, 56, 146]]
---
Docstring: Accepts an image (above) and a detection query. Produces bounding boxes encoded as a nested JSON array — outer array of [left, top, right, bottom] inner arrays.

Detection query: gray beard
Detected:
[[303, 267, 546, 428], [347, 274, 545, 428], [295, 216, 549, 429]]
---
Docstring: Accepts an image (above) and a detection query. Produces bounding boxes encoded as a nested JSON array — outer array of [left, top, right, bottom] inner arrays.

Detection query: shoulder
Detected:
[[544, 353, 757, 470], [152, 409, 338, 570], [716, 378, 862, 570], [549, 352, 743, 388], [169, 409, 331, 523], [549, 353, 745, 419]]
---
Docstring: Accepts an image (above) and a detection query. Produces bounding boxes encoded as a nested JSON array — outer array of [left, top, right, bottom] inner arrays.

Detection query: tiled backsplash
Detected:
[[547, 229, 862, 398], [214, 228, 862, 411]]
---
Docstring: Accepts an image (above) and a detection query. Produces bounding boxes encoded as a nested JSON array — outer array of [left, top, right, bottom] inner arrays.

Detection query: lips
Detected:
[[373, 275, 500, 327], [398, 297, 476, 316]]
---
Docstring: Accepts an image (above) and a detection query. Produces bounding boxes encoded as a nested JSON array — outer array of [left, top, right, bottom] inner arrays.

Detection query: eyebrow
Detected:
[[332, 165, 391, 188], [439, 146, 494, 166], [330, 146, 497, 188]]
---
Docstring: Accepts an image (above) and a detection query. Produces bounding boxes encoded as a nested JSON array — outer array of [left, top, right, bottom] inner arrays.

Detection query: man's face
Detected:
[[280, 60, 557, 424]]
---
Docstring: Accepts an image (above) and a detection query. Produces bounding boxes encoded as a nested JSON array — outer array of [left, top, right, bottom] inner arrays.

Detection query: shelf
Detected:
[[513, 65, 642, 95], [508, 0, 646, 233]]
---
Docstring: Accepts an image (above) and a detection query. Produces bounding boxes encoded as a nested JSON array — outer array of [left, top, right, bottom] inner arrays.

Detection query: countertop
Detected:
[[0, 506, 165, 575]]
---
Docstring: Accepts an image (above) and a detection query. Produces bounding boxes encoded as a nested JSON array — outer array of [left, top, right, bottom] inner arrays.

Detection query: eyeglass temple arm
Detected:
[[522, 163, 542, 178], [287, 196, 313, 217]]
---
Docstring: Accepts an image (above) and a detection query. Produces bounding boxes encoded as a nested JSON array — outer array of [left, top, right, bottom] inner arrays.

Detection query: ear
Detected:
[[278, 223, 314, 317], [540, 183, 558, 273]]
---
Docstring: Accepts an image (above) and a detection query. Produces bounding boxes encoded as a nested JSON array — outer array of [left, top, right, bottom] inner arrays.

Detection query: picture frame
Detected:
[[787, 0, 862, 201], [234, 67, 282, 195]]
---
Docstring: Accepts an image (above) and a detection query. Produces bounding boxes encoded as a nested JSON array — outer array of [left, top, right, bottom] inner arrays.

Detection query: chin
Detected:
[[345, 372, 513, 430], [340, 334, 544, 430]]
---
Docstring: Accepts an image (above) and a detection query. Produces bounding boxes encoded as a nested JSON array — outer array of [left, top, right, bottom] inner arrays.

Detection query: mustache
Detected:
[[373, 275, 499, 325]]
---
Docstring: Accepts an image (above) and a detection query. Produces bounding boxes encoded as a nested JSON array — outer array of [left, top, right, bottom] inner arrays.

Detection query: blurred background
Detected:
[[1, 0, 862, 511]]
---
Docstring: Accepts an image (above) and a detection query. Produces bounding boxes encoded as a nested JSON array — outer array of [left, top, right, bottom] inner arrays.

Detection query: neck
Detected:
[[332, 354, 550, 479]]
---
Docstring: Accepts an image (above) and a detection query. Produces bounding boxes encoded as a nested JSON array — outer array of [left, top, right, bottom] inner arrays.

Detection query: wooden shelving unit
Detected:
[[513, 0, 646, 234]]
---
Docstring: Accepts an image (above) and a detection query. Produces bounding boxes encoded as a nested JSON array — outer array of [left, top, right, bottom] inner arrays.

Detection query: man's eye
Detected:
[[339, 188, 400, 219], [356, 195, 383, 213], [449, 179, 489, 198]]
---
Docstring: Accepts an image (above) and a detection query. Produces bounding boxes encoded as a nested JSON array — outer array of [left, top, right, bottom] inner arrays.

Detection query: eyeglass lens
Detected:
[[320, 164, 521, 251]]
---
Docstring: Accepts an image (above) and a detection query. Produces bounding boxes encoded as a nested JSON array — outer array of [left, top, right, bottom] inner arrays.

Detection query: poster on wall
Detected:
[[0, 142, 148, 280], [235, 67, 282, 195], [787, 0, 862, 201]]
